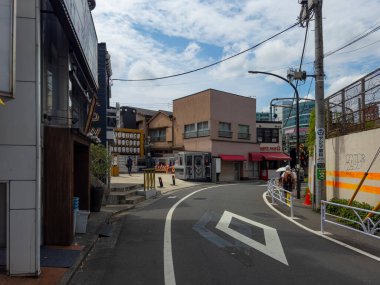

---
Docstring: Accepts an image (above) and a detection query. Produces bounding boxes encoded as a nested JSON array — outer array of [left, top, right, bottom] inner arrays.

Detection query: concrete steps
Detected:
[[107, 184, 146, 205]]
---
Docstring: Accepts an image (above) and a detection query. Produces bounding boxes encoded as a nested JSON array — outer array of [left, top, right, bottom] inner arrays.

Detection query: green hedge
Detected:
[[326, 198, 379, 230]]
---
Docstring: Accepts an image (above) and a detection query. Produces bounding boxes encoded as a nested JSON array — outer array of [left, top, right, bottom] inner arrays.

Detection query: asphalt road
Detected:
[[70, 184, 379, 285]]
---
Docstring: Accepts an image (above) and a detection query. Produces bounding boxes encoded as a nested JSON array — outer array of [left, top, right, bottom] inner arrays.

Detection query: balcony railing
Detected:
[[218, 130, 233, 138], [184, 131, 198, 139], [198, 129, 210, 137], [184, 130, 211, 139], [150, 136, 166, 142], [238, 133, 251, 140]]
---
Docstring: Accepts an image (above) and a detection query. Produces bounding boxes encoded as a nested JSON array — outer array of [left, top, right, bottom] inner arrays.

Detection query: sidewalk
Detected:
[[110, 172, 203, 194], [267, 184, 380, 259], [0, 172, 203, 285]]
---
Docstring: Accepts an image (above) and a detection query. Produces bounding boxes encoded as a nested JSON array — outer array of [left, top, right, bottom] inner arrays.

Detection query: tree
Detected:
[[90, 143, 111, 184]]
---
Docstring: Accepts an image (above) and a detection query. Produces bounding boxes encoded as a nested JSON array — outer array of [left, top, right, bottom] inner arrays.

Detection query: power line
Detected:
[[283, 19, 310, 128], [324, 23, 380, 58], [112, 21, 300, 82], [331, 38, 380, 56]]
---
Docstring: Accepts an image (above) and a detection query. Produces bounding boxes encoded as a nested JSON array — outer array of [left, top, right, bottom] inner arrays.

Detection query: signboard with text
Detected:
[[0, 0, 15, 100], [316, 128, 325, 163], [316, 128, 326, 180], [110, 129, 144, 157]]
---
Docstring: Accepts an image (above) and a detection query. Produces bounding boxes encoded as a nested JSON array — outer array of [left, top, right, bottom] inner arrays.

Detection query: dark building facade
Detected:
[[92, 43, 112, 146]]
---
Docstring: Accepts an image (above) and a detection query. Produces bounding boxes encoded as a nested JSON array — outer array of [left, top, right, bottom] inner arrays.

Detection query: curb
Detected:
[[58, 206, 133, 285]]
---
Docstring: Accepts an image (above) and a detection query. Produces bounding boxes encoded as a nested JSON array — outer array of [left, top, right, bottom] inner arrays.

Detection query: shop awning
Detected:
[[260, 152, 291, 161], [219, 154, 246, 161], [249, 153, 264, 161]]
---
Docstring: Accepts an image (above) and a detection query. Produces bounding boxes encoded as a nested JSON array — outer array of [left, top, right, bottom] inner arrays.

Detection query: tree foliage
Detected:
[[90, 144, 111, 183], [307, 108, 316, 156]]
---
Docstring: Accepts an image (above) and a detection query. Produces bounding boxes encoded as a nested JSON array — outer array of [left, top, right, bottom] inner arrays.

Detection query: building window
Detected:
[[238, 124, 250, 140], [197, 121, 210, 137], [257, 128, 279, 143], [218, 122, 232, 138], [184, 124, 197, 138], [149, 128, 166, 142]]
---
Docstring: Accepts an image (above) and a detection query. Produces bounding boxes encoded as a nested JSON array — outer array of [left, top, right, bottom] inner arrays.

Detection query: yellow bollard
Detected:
[[286, 192, 291, 206]]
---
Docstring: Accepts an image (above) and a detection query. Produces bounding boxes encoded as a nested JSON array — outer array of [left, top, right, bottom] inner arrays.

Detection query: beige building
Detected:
[[147, 111, 175, 156], [172, 89, 260, 181]]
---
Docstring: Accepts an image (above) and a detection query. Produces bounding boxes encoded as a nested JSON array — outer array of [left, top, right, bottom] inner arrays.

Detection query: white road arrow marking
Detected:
[[216, 211, 289, 266]]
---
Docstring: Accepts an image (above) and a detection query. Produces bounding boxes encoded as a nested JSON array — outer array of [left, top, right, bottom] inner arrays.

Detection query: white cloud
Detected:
[[326, 74, 365, 96], [183, 42, 201, 60], [92, 0, 380, 111]]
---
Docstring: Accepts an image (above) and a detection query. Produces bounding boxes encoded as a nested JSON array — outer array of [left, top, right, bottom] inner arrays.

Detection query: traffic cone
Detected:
[[303, 188, 312, 206]]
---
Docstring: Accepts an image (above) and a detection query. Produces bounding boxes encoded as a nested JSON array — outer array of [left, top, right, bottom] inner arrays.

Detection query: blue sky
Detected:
[[92, 0, 380, 112]]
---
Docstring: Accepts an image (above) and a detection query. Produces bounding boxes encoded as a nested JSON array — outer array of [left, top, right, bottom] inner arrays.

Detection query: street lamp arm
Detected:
[[248, 71, 298, 96], [248, 70, 301, 199]]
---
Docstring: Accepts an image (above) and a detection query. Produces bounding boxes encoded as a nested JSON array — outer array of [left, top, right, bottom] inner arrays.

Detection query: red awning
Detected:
[[219, 154, 246, 161], [249, 153, 264, 161], [260, 152, 291, 161]]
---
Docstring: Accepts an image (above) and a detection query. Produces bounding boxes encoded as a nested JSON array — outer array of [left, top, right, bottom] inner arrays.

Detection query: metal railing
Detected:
[[218, 130, 233, 138], [326, 67, 380, 138], [183, 131, 198, 139], [238, 133, 251, 140], [144, 168, 156, 191], [321, 200, 380, 239], [267, 178, 294, 218]]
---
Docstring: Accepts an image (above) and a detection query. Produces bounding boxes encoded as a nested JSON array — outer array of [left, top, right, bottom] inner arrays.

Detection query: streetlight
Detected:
[[248, 71, 301, 199]]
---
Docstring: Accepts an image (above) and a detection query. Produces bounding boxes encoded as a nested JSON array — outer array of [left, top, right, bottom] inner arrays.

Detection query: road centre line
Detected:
[[164, 184, 232, 285], [262, 191, 380, 262]]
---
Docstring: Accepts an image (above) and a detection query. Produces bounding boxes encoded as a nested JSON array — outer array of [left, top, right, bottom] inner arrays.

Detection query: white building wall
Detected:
[[325, 128, 380, 206], [0, 0, 40, 275]]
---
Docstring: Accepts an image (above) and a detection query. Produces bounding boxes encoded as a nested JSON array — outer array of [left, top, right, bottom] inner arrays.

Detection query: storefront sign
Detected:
[[0, 0, 15, 100], [61, 0, 98, 86], [260, 145, 281, 152], [110, 129, 144, 156], [316, 128, 325, 163]]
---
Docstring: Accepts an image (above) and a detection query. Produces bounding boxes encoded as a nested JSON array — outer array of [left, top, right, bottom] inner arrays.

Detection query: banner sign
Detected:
[[0, 0, 15, 99]]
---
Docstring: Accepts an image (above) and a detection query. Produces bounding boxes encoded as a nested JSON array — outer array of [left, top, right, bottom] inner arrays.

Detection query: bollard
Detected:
[[158, 177, 163, 188], [172, 175, 176, 185]]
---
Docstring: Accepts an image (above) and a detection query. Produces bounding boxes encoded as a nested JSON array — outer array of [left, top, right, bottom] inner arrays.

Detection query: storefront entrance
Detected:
[[234, 162, 241, 180]]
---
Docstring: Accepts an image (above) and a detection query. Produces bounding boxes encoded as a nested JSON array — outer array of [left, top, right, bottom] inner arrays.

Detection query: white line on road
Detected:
[[216, 211, 288, 265], [262, 191, 380, 262], [164, 184, 232, 285]]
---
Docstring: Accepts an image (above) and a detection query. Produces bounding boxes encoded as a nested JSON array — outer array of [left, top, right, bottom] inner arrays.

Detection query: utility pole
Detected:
[[298, 0, 326, 208], [313, 0, 326, 208]]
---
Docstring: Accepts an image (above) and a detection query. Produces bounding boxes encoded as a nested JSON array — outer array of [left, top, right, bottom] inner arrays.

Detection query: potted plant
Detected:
[[89, 143, 111, 212]]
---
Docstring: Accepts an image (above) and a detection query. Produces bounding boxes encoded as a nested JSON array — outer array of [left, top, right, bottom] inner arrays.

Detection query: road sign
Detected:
[[317, 168, 326, 180], [316, 128, 325, 163]]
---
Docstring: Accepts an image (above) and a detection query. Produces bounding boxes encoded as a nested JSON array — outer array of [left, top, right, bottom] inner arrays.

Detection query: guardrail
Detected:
[[267, 178, 294, 218], [321, 200, 380, 239]]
